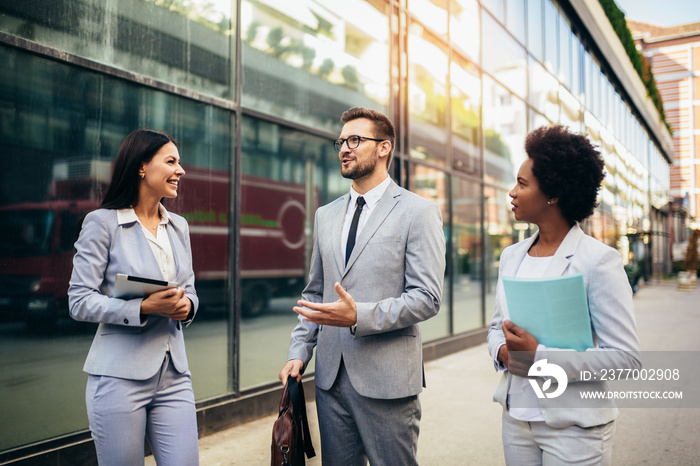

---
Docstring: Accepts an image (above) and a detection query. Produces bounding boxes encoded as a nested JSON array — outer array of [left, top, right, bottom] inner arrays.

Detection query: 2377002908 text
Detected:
[[580, 368, 680, 381]]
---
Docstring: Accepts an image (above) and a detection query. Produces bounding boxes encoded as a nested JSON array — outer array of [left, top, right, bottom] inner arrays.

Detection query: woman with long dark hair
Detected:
[[69, 129, 199, 465]]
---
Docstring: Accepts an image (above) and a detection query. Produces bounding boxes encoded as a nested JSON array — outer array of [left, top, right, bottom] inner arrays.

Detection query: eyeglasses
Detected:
[[333, 135, 385, 152]]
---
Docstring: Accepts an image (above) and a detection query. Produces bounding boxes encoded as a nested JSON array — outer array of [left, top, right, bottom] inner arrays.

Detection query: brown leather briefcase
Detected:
[[271, 376, 316, 466]]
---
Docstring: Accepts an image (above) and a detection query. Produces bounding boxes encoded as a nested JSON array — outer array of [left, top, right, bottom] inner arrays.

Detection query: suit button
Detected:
[[124, 318, 129, 324]]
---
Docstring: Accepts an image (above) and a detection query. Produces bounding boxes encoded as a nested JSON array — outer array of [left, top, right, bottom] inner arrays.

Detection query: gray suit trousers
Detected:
[[315, 360, 421, 466]]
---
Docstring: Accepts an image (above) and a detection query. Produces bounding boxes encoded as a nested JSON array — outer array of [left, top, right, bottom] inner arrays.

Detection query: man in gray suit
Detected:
[[279, 107, 446, 465]]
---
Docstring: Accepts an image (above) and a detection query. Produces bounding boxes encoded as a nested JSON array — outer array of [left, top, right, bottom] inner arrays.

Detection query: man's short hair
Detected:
[[340, 107, 396, 170]]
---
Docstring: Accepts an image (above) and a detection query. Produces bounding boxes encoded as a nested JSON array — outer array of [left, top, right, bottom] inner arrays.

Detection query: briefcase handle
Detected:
[[286, 376, 316, 460]]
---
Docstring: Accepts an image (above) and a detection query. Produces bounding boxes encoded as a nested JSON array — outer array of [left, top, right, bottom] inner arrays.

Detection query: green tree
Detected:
[[341, 65, 359, 88], [266, 27, 286, 57], [318, 58, 334, 78], [484, 129, 510, 159], [245, 21, 260, 44], [300, 46, 316, 70]]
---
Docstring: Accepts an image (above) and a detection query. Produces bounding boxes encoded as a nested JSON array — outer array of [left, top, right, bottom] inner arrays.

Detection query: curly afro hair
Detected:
[[525, 125, 605, 224]]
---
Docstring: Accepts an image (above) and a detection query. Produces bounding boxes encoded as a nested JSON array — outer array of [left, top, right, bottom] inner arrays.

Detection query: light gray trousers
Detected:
[[85, 352, 199, 465], [502, 411, 615, 466]]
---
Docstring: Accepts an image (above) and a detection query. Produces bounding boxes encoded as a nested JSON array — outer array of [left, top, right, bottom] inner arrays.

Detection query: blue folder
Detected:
[[502, 274, 594, 351]]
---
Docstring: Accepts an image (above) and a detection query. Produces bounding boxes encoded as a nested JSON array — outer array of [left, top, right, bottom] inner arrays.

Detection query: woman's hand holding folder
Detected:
[[502, 319, 539, 377], [140, 287, 191, 321]]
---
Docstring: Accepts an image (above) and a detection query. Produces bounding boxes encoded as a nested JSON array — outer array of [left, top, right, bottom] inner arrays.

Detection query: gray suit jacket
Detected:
[[487, 224, 641, 428], [69, 207, 198, 380], [288, 180, 446, 399]]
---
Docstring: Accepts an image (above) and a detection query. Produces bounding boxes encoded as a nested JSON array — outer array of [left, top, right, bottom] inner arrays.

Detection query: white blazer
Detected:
[[487, 223, 641, 428]]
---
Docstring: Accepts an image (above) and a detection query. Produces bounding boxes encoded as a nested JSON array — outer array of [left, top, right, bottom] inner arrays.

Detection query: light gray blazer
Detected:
[[487, 223, 641, 428], [69, 207, 198, 380], [288, 180, 446, 399]]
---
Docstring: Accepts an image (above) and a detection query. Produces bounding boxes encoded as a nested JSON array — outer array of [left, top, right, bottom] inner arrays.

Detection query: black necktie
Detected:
[[345, 196, 366, 266]]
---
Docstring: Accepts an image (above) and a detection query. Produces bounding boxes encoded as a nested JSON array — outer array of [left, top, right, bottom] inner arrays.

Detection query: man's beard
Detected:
[[341, 146, 378, 180]]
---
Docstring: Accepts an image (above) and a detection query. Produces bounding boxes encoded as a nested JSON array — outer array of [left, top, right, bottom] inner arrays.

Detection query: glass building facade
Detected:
[[0, 0, 672, 462]]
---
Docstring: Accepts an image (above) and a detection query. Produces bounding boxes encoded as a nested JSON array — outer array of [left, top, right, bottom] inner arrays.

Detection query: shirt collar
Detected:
[[349, 175, 391, 211], [117, 203, 171, 226]]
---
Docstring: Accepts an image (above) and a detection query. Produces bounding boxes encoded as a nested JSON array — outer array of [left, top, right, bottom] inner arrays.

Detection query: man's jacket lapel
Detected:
[[343, 182, 401, 276], [331, 194, 349, 276]]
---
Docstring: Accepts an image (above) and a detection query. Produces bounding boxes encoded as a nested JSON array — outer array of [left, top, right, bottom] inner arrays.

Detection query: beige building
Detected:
[[630, 20, 700, 220]]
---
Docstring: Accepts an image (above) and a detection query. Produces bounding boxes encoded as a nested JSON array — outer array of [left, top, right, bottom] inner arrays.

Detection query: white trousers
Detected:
[[502, 411, 615, 466], [85, 352, 199, 466]]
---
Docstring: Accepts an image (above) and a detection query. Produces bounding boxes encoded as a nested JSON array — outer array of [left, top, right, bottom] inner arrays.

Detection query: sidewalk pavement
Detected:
[[149, 279, 700, 465]]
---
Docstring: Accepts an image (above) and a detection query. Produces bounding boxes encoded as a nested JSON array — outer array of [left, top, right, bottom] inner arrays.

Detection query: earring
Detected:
[[140, 173, 145, 179], [547, 200, 551, 205]]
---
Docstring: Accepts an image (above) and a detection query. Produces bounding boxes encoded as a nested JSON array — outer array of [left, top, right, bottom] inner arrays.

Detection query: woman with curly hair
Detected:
[[487, 125, 641, 465]]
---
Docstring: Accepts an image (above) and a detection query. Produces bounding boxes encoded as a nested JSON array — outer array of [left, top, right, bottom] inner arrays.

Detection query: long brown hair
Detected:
[[100, 129, 176, 210]]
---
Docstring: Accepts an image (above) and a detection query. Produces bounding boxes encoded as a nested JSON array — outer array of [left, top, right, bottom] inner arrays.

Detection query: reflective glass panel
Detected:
[[528, 56, 560, 123], [527, 0, 544, 62], [505, 0, 526, 45], [453, 177, 483, 333], [649, 143, 670, 210], [451, 53, 481, 175], [241, 0, 389, 132], [484, 186, 515, 318], [482, 0, 505, 23], [0, 0, 233, 100], [482, 10, 527, 98], [543, 0, 559, 74], [239, 115, 345, 389], [450, 0, 480, 63], [0, 44, 231, 451], [410, 164, 450, 342], [529, 108, 552, 133], [597, 69, 607, 122], [408, 22, 449, 166], [559, 85, 582, 131], [588, 54, 603, 117], [482, 76, 527, 189], [408, 0, 448, 38], [571, 32, 581, 96], [559, 13, 571, 86]]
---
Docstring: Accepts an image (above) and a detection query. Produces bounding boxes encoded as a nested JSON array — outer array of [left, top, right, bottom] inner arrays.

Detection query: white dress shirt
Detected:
[[117, 205, 178, 350], [340, 175, 392, 260], [117, 204, 177, 284], [506, 253, 552, 422]]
